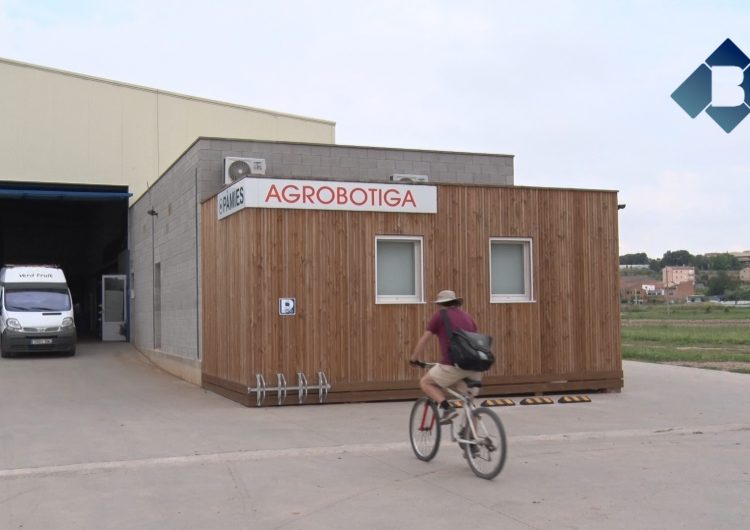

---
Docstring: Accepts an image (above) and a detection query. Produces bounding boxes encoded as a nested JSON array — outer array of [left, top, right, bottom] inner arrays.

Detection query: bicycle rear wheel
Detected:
[[464, 407, 507, 479], [409, 397, 441, 461]]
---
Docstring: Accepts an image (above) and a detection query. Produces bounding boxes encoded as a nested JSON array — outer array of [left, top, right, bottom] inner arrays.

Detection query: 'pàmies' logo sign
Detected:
[[218, 182, 246, 219], [218, 178, 437, 219]]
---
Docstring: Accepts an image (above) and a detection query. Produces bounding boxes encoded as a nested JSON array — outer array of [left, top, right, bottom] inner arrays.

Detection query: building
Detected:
[[731, 251, 750, 282], [129, 138, 514, 387], [1, 57, 623, 404], [619, 277, 666, 302], [662, 266, 695, 288], [665, 280, 695, 302], [730, 251, 750, 266], [1, 56, 333, 340]]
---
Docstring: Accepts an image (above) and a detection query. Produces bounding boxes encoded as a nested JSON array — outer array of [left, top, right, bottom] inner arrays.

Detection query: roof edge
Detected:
[[0, 56, 336, 126], [193, 137, 515, 158]]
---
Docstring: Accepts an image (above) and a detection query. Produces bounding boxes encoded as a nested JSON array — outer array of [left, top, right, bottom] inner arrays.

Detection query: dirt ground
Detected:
[[668, 361, 750, 372]]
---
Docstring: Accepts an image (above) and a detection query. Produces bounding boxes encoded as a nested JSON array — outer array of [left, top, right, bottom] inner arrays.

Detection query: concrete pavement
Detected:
[[1, 343, 748, 529]]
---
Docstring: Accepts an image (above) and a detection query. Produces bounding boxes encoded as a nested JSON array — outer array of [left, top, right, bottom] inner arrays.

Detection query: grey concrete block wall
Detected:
[[196, 139, 513, 199], [130, 138, 514, 364], [129, 152, 200, 361]]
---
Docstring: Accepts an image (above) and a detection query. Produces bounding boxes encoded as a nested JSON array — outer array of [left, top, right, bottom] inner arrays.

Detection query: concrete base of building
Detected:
[[139, 348, 202, 387]]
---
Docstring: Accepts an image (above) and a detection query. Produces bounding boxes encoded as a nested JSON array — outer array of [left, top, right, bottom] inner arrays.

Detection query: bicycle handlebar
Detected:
[[409, 360, 435, 369]]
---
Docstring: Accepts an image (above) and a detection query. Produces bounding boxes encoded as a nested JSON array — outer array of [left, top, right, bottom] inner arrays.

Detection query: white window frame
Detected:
[[489, 237, 534, 303], [375, 235, 424, 304]]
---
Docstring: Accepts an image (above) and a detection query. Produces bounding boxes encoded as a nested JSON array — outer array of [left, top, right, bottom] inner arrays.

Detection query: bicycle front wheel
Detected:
[[409, 397, 441, 461], [464, 407, 507, 480]]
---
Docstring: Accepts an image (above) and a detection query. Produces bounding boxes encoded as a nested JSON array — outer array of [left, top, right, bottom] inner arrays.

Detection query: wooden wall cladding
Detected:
[[201, 184, 622, 405]]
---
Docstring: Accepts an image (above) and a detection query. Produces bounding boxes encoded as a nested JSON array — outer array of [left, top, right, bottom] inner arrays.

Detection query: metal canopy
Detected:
[[0, 186, 131, 201]]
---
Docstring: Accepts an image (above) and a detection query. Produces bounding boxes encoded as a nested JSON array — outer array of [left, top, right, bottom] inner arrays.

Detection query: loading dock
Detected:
[[0, 182, 130, 342]]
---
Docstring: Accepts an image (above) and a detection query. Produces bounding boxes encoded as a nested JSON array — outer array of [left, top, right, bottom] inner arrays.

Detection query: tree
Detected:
[[619, 252, 649, 265], [727, 285, 750, 302], [662, 250, 694, 266], [708, 253, 741, 271], [693, 254, 710, 271], [706, 271, 738, 296]]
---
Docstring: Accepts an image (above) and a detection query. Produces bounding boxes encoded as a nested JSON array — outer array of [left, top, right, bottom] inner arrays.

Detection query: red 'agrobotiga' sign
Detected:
[[218, 177, 437, 219]]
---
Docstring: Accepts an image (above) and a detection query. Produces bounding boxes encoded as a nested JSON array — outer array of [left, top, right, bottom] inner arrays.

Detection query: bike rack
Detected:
[[248, 370, 331, 407]]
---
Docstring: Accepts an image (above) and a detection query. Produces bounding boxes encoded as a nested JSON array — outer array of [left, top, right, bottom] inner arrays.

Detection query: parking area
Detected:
[[1, 343, 748, 529]]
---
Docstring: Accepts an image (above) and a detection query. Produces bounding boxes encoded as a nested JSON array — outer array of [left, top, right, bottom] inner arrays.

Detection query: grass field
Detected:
[[621, 304, 750, 320], [621, 304, 750, 374]]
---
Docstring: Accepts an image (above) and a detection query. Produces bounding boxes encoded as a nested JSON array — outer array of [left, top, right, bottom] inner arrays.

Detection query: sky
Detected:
[[0, 0, 748, 258]]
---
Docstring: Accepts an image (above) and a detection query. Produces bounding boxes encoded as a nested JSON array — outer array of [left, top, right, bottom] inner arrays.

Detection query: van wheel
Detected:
[[66, 348, 76, 357], [1, 350, 12, 359]]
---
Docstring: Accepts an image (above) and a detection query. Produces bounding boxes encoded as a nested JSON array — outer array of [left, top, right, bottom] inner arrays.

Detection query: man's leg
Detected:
[[419, 373, 446, 404], [422, 366, 462, 423]]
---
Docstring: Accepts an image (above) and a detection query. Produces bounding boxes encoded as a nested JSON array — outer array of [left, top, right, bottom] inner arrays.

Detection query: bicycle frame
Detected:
[[444, 386, 481, 448], [412, 360, 481, 447]]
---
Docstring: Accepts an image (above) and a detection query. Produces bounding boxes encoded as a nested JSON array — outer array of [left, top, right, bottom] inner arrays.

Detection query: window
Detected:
[[376, 236, 423, 303], [4, 288, 71, 311], [489, 238, 533, 302]]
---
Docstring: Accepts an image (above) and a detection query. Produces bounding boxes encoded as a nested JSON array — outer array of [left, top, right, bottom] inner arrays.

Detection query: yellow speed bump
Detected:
[[520, 397, 554, 405], [481, 398, 515, 407], [558, 395, 591, 404]]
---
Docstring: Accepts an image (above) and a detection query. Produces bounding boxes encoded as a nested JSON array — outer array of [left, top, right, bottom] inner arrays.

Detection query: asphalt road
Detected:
[[1, 343, 748, 529]]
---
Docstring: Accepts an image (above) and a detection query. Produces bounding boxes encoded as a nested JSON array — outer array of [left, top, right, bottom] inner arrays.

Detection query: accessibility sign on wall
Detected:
[[218, 177, 437, 219]]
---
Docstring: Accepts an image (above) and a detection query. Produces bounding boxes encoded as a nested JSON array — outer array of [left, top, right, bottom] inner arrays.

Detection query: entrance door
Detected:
[[102, 275, 127, 341]]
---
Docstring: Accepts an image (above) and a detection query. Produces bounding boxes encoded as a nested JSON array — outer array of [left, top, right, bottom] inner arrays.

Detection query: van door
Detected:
[[101, 275, 127, 341]]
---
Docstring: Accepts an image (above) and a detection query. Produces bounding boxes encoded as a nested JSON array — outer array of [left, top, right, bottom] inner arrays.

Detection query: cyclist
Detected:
[[410, 289, 482, 424]]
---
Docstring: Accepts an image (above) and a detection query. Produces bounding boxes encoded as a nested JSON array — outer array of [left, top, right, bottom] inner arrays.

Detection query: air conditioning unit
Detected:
[[389, 173, 429, 183], [224, 157, 266, 184]]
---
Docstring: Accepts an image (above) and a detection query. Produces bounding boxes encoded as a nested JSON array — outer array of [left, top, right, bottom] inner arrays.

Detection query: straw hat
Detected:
[[433, 289, 463, 305]]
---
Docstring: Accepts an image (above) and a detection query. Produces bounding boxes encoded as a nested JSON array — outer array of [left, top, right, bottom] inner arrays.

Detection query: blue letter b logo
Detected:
[[672, 38, 750, 133]]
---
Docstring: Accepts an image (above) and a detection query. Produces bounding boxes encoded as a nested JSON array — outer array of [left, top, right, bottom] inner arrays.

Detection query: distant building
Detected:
[[731, 251, 750, 267], [665, 280, 695, 301], [741, 267, 750, 282], [641, 284, 664, 296], [620, 274, 694, 303], [619, 276, 664, 301], [663, 266, 695, 288]]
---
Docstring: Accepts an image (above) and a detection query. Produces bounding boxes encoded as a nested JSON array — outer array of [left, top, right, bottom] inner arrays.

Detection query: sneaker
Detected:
[[439, 405, 458, 424]]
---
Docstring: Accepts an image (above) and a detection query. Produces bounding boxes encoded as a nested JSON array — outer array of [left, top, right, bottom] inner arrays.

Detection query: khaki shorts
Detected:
[[428, 364, 482, 396]]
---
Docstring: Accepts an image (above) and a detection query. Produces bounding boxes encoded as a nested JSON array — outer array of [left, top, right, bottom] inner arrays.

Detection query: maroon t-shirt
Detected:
[[427, 307, 477, 365]]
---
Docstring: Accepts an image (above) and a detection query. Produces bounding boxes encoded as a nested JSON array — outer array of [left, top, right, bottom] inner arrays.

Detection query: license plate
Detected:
[[31, 339, 53, 345]]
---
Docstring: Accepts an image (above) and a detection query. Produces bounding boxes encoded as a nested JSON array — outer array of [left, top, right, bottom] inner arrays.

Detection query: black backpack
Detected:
[[440, 309, 495, 371]]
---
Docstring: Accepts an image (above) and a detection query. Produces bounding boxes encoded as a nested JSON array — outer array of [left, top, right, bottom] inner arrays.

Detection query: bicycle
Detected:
[[408, 360, 507, 480]]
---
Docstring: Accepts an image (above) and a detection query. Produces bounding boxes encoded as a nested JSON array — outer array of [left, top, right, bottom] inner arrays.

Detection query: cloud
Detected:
[[0, 1, 749, 258], [620, 169, 750, 256]]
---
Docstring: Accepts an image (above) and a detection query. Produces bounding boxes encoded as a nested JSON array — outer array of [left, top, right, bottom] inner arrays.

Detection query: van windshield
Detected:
[[3, 288, 71, 312]]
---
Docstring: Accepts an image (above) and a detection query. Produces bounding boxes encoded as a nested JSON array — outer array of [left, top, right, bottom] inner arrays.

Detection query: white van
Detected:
[[0, 265, 77, 358]]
